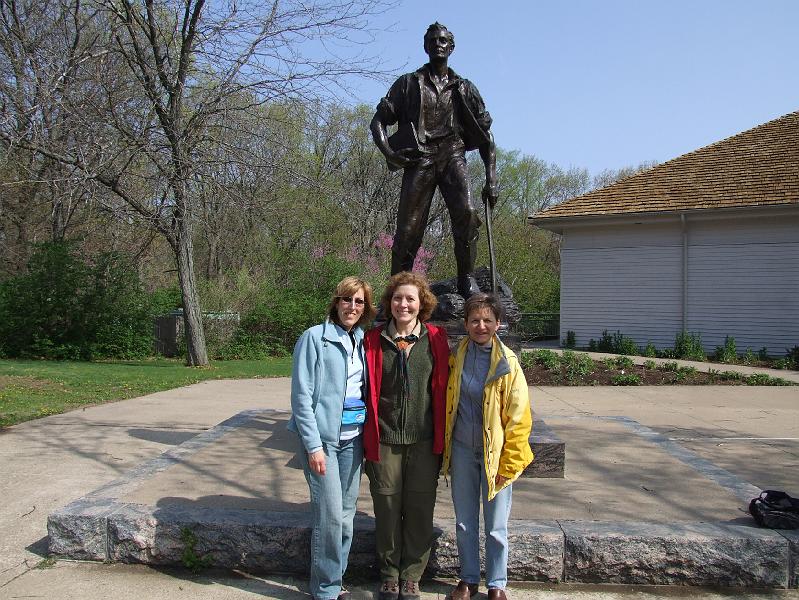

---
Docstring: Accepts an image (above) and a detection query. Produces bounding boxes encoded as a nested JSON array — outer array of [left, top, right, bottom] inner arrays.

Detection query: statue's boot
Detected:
[[457, 274, 481, 298]]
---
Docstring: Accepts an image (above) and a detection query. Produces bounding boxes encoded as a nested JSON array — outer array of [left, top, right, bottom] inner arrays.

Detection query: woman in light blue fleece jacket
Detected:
[[288, 276, 376, 600]]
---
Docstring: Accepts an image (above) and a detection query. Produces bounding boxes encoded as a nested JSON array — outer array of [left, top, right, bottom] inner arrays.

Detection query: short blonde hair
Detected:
[[327, 276, 376, 327], [380, 271, 438, 323]]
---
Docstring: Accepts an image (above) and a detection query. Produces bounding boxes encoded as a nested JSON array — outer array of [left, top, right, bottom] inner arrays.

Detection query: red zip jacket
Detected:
[[363, 323, 450, 462]]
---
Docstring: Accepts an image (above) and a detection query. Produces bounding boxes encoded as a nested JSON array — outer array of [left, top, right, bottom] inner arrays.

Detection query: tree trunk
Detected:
[[172, 225, 209, 366]]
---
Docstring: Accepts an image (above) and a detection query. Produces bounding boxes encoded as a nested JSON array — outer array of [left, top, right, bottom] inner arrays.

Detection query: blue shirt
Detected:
[[453, 341, 492, 448]]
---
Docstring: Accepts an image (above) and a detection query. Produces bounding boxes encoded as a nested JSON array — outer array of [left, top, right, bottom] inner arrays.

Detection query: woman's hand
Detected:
[[495, 474, 509, 487], [308, 450, 326, 475]]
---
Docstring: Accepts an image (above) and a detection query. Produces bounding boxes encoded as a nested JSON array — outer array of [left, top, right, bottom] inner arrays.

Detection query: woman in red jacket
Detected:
[[363, 271, 449, 600]]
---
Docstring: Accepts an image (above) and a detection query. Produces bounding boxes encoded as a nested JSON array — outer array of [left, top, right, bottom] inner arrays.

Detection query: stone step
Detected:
[[48, 499, 796, 588]]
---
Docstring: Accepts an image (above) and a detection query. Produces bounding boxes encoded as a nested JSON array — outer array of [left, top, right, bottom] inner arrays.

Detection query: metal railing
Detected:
[[516, 312, 560, 341]]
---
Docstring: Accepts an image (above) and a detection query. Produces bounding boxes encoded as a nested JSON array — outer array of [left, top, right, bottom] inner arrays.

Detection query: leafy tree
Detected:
[[0, 0, 394, 365]]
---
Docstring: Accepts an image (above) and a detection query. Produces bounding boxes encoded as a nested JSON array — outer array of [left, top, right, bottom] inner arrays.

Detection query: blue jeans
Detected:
[[450, 439, 512, 589], [300, 436, 363, 600]]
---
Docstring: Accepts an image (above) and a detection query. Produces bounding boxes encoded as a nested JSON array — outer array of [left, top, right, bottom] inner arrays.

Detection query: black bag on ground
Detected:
[[748, 490, 799, 529]]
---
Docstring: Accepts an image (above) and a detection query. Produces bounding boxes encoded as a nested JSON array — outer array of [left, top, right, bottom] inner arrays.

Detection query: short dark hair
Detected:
[[327, 276, 376, 327], [380, 271, 438, 323], [463, 292, 503, 322], [423, 22, 455, 53]]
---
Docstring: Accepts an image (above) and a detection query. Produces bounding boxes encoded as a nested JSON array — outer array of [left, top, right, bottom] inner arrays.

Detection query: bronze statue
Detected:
[[370, 22, 497, 298]]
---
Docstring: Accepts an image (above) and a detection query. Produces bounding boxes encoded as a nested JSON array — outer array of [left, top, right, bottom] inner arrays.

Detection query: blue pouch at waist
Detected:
[[342, 397, 366, 425]]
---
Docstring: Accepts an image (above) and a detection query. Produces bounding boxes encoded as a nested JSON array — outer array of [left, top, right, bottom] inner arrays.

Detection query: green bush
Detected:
[[720, 370, 743, 381], [563, 330, 576, 349], [224, 254, 364, 357], [561, 350, 594, 383], [614, 355, 634, 370], [0, 242, 156, 360], [643, 342, 658, 357], [713, 336, 737, 363], [532, 349, 561, 371], [742, 348, 756, 365], [659, 361, 679, 372], [785, 346, 799, 369], [744, 373, 792, 386], [643, 359, 657, 369], [520, 351, 535, 370], [674, 331, 705, 361], [612, 373, 642, 386], [595, 329, 638, 355]]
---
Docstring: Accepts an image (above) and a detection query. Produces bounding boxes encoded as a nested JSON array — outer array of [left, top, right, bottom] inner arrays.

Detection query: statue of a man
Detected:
[[370, 22, 497, 298]]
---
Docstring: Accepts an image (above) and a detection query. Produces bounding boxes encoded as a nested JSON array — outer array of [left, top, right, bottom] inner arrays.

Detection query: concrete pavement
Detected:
[[2, 375, 799, 599]]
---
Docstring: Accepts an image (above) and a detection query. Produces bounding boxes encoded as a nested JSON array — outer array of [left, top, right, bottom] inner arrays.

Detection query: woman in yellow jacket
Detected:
[[441, 293, 533, 600]]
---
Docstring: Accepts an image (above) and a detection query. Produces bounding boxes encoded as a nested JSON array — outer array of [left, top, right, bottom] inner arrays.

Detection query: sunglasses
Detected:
[[338, 296, 366, 306]]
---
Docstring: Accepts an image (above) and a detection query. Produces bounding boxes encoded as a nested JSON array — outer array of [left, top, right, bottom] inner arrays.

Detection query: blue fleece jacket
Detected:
[[287, 319, 365, 452]]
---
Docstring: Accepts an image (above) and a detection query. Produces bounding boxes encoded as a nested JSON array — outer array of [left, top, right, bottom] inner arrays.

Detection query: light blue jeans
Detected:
[[450, 439, 512, 589], [301, 436, 363, 600]]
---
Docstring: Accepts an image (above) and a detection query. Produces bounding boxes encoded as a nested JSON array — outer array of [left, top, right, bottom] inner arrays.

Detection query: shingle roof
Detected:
[[531, 110, 799, 222]]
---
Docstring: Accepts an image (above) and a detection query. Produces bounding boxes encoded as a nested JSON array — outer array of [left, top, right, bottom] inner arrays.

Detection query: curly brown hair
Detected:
[[380, 271, 438, 323], [327, 276, 376, 328]]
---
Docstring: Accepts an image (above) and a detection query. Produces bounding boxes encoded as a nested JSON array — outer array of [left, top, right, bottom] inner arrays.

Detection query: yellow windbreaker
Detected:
[[441, 335, 534, 501]]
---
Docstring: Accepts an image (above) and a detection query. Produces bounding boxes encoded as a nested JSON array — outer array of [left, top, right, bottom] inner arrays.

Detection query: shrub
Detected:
[[658, 347, 677, 359], [587, 339, 597, 351], [596, 330, 614, 352], [659, 361, 679, 372], [643, 359, 657, 369], [595, 329, 637, 355], [744, 373, 792, 386], [612, 373, 642, 386], [615, 356, 634, 370], [520, 351, 536, 371], [223, 254, 363, 357], [742, 348, 756, 365], [674, 331, 705, 361], [561, 350, 595, 383], [720, 370, 743, 381], [532, 349, 561, 371], [0, 242, 155, 360], [713, 336, 737, 363], [563, 330, 576, 349], [613, 332, 639, 356], [785, 346, 799, 369], [758, 347, 769, 361], [643, 342, 658, 358]]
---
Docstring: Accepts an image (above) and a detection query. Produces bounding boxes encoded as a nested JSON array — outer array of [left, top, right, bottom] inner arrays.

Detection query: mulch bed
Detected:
[[522, 361, 792, 386]]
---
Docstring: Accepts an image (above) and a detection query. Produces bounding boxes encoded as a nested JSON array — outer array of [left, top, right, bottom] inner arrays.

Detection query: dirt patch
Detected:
[[0, 375, 57, 391]]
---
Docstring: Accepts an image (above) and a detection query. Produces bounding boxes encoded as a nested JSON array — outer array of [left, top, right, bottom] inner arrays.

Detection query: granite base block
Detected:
[[47, 498, 118, 561], [782, 529, 799, 588], [561, 520, 789, 588], [425, 520, 563, 582]]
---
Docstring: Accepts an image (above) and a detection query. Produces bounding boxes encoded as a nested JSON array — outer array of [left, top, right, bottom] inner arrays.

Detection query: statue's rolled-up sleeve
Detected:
[[375, 76, 406, 126]]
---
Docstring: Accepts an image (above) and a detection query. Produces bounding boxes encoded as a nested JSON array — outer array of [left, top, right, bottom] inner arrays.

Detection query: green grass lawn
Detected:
[[0, 358, 292, 428]]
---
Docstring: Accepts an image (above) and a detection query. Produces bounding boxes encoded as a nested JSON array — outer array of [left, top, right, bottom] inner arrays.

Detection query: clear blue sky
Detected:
[[349, 0, 799, 175]]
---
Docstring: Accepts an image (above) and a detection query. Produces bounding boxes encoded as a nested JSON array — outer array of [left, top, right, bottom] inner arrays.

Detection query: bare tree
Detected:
[[1, 0, 394, 365]]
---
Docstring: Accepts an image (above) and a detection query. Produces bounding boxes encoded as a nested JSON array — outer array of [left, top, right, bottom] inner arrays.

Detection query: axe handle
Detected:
[[484, 201, 497, 294]]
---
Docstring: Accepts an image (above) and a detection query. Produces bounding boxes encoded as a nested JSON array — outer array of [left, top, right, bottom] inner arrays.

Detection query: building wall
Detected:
[[685, 216, 798, 354], [559, 212, 799, 355]]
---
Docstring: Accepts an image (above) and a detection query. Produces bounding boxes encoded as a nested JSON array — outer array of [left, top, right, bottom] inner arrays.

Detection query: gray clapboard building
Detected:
[[529, 110, 799, 355]]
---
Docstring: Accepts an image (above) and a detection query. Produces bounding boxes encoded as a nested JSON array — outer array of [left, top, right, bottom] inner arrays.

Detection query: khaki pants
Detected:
[[365, 439, 441, 582]]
